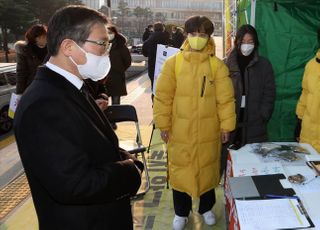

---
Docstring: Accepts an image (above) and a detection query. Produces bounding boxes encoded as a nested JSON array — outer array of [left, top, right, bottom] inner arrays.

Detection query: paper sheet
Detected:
[[305, 155, 320, 161], [232, 162, 285, 177], [300, 143, 320, 156], [153, 45, 179, 94], [230, 145, 261, 165], [235, 198, 311, 230]]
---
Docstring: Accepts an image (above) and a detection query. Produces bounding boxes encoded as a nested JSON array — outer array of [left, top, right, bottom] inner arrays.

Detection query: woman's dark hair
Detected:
[[184, 16, 214, 36], [25, 24, 47, 44], [108, 24, 127, 46], [107, 25, 119, 36], [47, 5, 108, 56], [234, 24, 260, 48]]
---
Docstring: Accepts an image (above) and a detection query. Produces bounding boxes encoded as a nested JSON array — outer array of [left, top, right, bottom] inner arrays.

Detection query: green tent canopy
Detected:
[[237, 0, 320, 141]]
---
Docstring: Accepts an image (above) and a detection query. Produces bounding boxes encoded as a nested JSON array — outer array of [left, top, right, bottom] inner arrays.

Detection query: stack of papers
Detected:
[[235, 198, 313, 230]]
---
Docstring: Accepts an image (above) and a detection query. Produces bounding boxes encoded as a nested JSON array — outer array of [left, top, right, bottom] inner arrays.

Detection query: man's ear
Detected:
[[60, 39, 75, 57]]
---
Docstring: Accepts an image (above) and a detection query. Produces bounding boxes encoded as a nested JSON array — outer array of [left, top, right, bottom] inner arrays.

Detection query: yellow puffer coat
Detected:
[[153, 38, 236, 197], [296, 49, 320, 153]]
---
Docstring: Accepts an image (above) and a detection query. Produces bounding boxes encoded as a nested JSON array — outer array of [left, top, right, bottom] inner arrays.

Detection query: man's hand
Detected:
[[221, 131, 230, 144], [160, 130, 169, 143], [95, 98, 108, 111], [128, 159, 141, 175]]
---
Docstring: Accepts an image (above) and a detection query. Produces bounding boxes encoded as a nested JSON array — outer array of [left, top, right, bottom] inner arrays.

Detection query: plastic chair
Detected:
[[104, 104, 150, 196]]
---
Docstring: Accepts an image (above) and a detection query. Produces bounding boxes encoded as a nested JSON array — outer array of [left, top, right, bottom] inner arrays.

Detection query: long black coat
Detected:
[[142, 29, 151, 42], [105, 34, 131, 96], [14, 67, 142, 230], [225, 48, 275, 144], [14, 41, 47, 94], [142, 31, 169, 88], [171, 30, 185, 48]]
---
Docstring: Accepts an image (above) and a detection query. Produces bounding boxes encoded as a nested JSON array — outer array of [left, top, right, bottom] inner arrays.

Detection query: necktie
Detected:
[[81, 82, 119, 147], [81, 83, 107, 124]]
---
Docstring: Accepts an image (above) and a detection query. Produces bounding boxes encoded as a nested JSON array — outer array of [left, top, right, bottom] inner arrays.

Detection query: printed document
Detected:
[[235, 198, 311, 230]]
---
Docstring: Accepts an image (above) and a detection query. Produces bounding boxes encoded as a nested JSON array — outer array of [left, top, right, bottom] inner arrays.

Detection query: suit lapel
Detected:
[[36, 67, 119, 148]]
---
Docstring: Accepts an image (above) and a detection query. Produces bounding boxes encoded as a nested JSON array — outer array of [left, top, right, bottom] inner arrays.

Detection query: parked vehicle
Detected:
[[0, 63, 16, 133], [130, 44, 143, 54]]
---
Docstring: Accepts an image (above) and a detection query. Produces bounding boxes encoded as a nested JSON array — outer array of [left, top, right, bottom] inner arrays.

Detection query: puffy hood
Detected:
[[14, 41, 28, 54]]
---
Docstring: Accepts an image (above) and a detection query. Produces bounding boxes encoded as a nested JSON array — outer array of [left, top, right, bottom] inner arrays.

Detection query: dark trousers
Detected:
[[172, 188, 216, 217], [220, 143, 229, 178]]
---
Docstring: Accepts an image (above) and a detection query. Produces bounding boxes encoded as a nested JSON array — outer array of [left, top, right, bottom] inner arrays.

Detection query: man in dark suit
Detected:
[[14, 5, 143, 230]]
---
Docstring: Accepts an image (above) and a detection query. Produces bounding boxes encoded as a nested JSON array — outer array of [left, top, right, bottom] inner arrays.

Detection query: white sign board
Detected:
[[153, 44, 179, 94], [8, 93, 22, 119]]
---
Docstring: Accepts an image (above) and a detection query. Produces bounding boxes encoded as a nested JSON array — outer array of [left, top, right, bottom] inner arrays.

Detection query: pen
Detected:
[[306, 161, 313, 169], [265, 194, 299, 199], [303, 175, 319, 185]]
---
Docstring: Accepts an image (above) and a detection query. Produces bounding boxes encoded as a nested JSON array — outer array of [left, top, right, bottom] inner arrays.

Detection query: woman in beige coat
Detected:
[[153, 16, 236, 230]]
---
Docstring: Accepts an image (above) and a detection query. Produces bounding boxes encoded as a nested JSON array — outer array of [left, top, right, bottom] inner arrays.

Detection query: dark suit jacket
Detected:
[[142, 31, 169, 86], [14, 67, 142, 230]]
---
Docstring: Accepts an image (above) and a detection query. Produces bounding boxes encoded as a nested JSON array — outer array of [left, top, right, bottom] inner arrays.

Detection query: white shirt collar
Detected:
[[45, 62, 83, 90]]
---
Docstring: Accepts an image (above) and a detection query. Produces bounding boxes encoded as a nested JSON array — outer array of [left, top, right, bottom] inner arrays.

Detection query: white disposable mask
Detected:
[[108, 33, 115, 41], [240, 44, 255, 56], [69, 42, 111, 81]]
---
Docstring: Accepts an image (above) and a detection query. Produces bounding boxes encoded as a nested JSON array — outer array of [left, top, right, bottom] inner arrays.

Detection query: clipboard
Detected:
[[289, 197, 314, 229], [264, 196, 314, 229], [234, 196, 315, 229], [229, 173, 295, 199]]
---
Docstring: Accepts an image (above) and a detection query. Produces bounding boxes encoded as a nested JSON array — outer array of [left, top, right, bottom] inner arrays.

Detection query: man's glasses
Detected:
[[85, 39, 109, 50]]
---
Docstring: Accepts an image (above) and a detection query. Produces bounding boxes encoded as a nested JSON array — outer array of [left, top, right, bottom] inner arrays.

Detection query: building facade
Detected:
[[110, 0, 223, 40], [81, 0, 106, 10]]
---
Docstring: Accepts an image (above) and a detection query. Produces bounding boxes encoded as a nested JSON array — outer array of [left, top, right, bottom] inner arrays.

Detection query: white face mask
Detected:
[[69, 42, 111, 81], [108, 33, 115, 41], [240, 44, 255, 56]]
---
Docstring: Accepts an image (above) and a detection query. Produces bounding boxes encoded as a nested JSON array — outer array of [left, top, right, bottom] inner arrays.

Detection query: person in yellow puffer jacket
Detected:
[[296, 26, 320, 153], [153, 16, 236, 230]]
